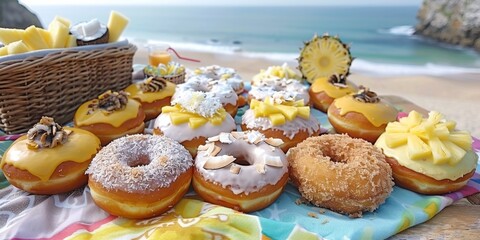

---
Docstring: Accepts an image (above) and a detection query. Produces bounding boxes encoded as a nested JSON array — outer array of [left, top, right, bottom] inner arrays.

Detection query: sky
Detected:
[[20, 0, 423, 6]]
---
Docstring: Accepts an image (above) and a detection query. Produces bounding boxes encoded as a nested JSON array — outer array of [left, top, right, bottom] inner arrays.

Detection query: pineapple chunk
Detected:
[[107, 11, 129, 42], [209, 114, 224, 126], [258, 102, 281, 115], [0, 28, 24, 45], [65, 35, 77, 48], [385, 133, 409, 148], [443, 140, 467, 165], [427, 111, 443, 125], [385, 122, 409, 133], [448, 131, 472, 150], [293, 99, 305, 107], [250, 99, 260, 109], [275, 105, 298, 121], [297, 106, 310, 119], [399, 110, 423, 128], [7, 40, 30, 55], [189, 117, 208, 129], [429, 137, 451, 164], [36, 28, 53, 48], [410, 123, 434, 140], [169, 112, 192, 125], [434, 124, 450, 140], [269, 113, 286, 126], [22, 26, 49, 50], [444, 121, 456, 131], [0, 46, 7, 56], [49, 21, 70, 48], [161, 105, 181, 113], [264, 96, 274, 105], [53, 16, 71, 28], [407, 134, 431, 160]]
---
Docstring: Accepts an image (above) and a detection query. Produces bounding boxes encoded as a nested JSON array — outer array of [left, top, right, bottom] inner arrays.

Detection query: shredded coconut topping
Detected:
[[86, 134, 193, 193], [171, 91, 223, 118]]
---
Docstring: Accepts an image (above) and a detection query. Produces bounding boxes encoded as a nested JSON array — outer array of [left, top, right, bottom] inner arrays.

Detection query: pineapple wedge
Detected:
[[169, 112, 192, 125], [443, 140, 467, 165], [275, 105, 298, 121], [385, 122, 410, 133], [298, 33, 353, 83], [107, 11, 129, 42], [189, 117, 208, 129], [161, 105, 181, 113], [385, 133, 409, 148], [49, 21, 70, 48], [269, 113, 286, 126], [448, 131, 473, 150], [0, 28, 24, 45], [399, 110, 423, 128], [7, 40, 30, 55], [22, 26, 50, 50], [429, 137, 451, 164], [297, 106, 310, 119], [407, 134, 431, 160]]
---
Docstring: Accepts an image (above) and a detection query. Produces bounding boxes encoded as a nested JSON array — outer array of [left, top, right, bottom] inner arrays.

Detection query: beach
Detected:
[[133, 45, 480, 137]]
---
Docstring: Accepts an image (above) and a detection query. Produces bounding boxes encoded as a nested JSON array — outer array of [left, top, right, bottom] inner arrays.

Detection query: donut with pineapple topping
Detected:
[[87, 134, 193, 219], [125, 76, 176, 121], [328, 87, 398, 143], [287, 134, 394, 217], [193, 131, 288, 213], [1, 117, 101, 194], [241, 96, 320, 152], [309, 74, 357, 112], [375, 111, 478, 194], [74, 90, 146, 145], [153, 91, 236, 157]]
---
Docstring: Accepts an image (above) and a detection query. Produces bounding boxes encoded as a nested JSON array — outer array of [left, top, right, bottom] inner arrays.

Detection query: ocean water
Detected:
[[27, 5, 480, 75]]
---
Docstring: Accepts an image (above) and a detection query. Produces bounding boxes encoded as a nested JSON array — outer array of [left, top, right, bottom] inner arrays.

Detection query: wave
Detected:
[[379, 25, 415, 36]]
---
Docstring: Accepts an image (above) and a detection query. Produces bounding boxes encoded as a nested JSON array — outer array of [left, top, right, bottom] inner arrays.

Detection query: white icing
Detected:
[[86, 134, 193, 193], [174, 77, 238, 106], [154, 113, 236, 142], [242, 109, 320, 139], [249, 79, 310, 104], [195, 131, 288, 195], [186, 65, 244, 92]]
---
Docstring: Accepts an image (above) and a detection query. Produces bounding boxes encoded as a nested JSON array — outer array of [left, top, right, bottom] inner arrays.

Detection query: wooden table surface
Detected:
[[382, 95, 480, 239]]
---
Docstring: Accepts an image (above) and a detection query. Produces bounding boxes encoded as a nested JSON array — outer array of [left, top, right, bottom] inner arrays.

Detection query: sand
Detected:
[[132, 44, 480, 137]]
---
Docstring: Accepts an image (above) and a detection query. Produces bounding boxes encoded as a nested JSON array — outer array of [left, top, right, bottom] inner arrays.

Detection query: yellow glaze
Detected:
[[250, 97, 310, 126], [0, 127, 101, 181], [310, 76, 356, 98], [74, 98, 141, 127], [124, 80, 175, 103], [162, 104, 227, 129], [333, 95, 398, 127]]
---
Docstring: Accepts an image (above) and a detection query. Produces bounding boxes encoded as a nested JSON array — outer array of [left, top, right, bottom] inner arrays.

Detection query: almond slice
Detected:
[[230, 164, 241, 174], [264, 155, 283, 167], [203, 155, 236, 170], [265, 138, 284, 147], [210, 145, 222, 157], [207, 135, 220, 142], [246, 131, 264, 144], [255, 163, 266, 174], [219, 132, 233, 144], [231, 131, 245, 140], [198, 142, 213, 151]]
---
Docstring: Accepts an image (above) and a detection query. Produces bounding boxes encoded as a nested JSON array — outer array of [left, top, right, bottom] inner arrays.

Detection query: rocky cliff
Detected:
[[0, 0, 42, 29], [415, 0, 480, 51]]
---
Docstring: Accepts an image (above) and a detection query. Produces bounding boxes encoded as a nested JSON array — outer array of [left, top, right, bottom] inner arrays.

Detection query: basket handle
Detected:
[[167, 47, 200, 62]]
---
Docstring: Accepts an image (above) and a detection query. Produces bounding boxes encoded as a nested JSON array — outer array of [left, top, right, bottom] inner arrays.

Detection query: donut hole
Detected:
[[127, 154, 151, 167], [234, 157, 253, 166], [319, 145, 350, 164]]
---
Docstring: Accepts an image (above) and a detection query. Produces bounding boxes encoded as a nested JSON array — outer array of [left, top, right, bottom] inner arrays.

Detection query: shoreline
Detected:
[[132, 43, 480, 137]]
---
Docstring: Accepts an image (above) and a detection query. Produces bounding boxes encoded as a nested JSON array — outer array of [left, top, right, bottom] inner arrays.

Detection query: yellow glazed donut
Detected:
[[87, 134, 193, 219], [309, 74, 357, 112], [193, 131, 289, 213], [1, 117, 101, 194]]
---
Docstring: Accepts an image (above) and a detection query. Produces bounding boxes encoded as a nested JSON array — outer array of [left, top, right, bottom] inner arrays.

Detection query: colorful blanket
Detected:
[[1, 107, 479, 240]]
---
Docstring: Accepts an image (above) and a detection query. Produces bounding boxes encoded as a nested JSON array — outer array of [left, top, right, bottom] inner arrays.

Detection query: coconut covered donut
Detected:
[[87, 134, 193, 219], [248, 79, 310, 105], [174, 76, 239, 116], [193, 131, 289, 213], [287, 134, 394, 217], [251, 63, 302, 86], [187, 65, 244, 94]]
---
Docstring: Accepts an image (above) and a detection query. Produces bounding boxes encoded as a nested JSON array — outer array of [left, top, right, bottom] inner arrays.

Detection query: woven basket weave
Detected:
[[0, 43, 137, 134]]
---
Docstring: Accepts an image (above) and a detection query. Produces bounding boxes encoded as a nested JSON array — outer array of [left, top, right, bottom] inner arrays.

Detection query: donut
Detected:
[[74, 90, 146, 146], [251, 63, 302, 86], [86, 134, 193, 219], [1, 117, 101, 194], [153, 91, 236, 157], [328, 87, 398, 143], [309, 74, 357, 112], [187, 65, 244, 94], [242, 97, 320, 152], [375, 110, 478, 194], [175, 76, 239, 117], [287, 134, 394, 217], [125, 76, 176, 121], [248, 78, 310, 105], [193, 131, 289, 212]]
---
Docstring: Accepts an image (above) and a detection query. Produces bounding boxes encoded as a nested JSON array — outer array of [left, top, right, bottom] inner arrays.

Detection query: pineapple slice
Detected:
[[434, 124, 450, 140], [169, 112, 192, 125], [297, 106, 310, 119], [407, 134, 431, 160], [275, 105, 298, 121], [258, 102, 281, 116], [448, 131, 472, 150], [65, 35, 77, 48], [161, 105, 181, 113], [22, 26, 49, 50], [53, 16, 71, 28], [443, 140, 467, 165], [0, 28, 24, 45], [269, 113, 286, 126], [443, 121, 456, 131], [49, 21, 70, 48], [429, 137, 451, 164], [7, 40, 30, 55], [209, 113, 225, 126], [385, 133, 409, 148], [293, 99, 305, 107], [107, 11, 129, 42], [399, 110, 423, 128], [410, 123, 434, 141], [189, 117, 208, 129], [298, 33, 353, 83], [0, 46, 7, 56], [250, 99, 260, 109], [36, 28, 53, 48], [385, 122, 409, 133]]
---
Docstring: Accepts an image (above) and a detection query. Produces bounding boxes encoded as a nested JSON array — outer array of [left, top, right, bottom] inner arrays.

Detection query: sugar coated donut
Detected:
[[309, 74, 357, 112], [375, 111, 478, 194], [328, 87, 398, 143], [193, 131, 289, 212], [187, 65, 244, 94], [74, 90, 146, 145], [87, 134, 193, 219], [1, 117, 101, 194], [248, 78, 310, 105], [287, 134, 394, 217]]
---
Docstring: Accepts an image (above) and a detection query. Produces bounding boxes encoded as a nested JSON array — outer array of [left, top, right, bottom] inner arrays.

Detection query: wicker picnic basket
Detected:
[[0, 41, 137, 134]]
